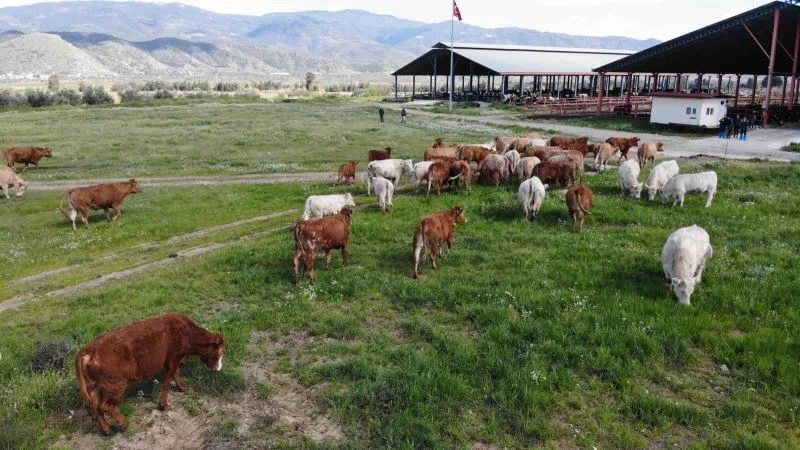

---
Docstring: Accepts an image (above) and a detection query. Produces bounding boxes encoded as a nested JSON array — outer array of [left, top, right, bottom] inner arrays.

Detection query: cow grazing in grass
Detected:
[[302, 193, 355, 219], [646, 160, 680, 201], [368, 147, 392, 162], [411, 161, 436, 193], [412, 206, 467, 279], [59, 179, 143, 230], [661, 171, 718, 208], [637, 141, 664, 169], [493, 136, 518, 152], [593, 143, 619, 171], [369, 176, 394, 212], [424, 146, 458, 161], [432, 138, 444, 148], [524, 146, 562, 160], [662, 225, 713, 305], [518, 176, 547, 220], [0, 166, 28, 198], [605, 136, 640, 162], [565, 140, 592, 156], [477, 154, 509, 186], [533, 161, 572, 187], [293, 208, 352, 282], [4, 146, 53, 172], [423, 161, 450, 196], [337, 161, 358, 185], [457, 145, 491, 166], [566, 184, 594, 232], [550, 136, 588, 149], [76, 314, 225, 435], [514, 156, 541, 180], [618, 160, 643, 198], [367, 158, 413, 186]]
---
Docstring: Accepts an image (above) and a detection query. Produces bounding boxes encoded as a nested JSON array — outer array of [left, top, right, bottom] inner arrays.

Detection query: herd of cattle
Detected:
[[3, 131, 719, 435]]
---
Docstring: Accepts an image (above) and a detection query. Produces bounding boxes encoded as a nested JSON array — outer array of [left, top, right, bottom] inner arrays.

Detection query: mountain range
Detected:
[[0, 1, 661, 81]]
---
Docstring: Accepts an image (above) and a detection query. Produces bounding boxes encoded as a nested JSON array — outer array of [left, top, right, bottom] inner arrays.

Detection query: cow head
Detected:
[[631, 181, 643, 199], [648, 186, 658, 201], [630, 137, 641, 146], [339, 208, 353, 222], [402, 159, 413, 175], [38, 147, 53, 158], [656, 142, 664, 152], [199, 333, 226, 371], [351, 160, 359, 167], [344, 193, 356, 208], [128, 179, 144, 193], [452, 206, 467, 224], [670, 277, 695, 305], [384, 147, 392, 153], [433, 138, 443, 148]]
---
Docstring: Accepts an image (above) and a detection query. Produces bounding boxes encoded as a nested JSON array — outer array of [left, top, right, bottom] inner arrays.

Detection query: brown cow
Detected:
[[565, 140, 591, 156], [524, 146, 562, 160], [432, 138, 444, 148], [448, 160, 472, 192], [533, 161, 572, 187], [605, 137, 640, 162], [368, 147, 392, 162], [293, 208, 352, 283], [550, 136, 588, 149], [566, 184, 594, 232], [337, 161, 359, 185], [493, 136, 518, 152], [457, 145, 491, 166], [59, 179, 143, 230], [424, 146, 458, 161], [476, 154, 508, 186], [412, 206, 467, 279], [76, 314, 226, 435], [4, 146, 53, 172], [423, 161, 450, 196]]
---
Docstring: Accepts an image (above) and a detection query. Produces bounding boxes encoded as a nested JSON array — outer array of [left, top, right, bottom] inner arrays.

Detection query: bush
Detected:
[[154, 89, 174, 99], [214, 82, 239, 92], [30, 339, 74, 372], [0, 89, 27, 106], [53, 89, 83, 106], [47, 73, 59, 92], [25, 89, 54, 107], [120, 87, 144, 103], [82, 86, 113, 105]]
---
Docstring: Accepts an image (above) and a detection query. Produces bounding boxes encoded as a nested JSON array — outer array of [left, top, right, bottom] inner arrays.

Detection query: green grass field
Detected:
[[1, 99, 799, 449]]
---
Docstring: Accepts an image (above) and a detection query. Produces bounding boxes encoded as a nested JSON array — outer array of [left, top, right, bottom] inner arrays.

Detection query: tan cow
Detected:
[[59, 179, 144, 229], [0, 166, 28, 198], [337, 161, 358, 184], [637, 141, 664, 169], [424, 146, 458, 161], [566, 184, 594, 232]]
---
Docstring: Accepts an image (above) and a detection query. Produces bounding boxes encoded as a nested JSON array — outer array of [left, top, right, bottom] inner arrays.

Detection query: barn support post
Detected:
[[696, 73, 703, 91], [717, 74, 723, 94], [651, 73, 659, 93], [412, 76, 416, 100], [782, 76, 788, 104], [625, 72, 633, 104], [734, 75, 741, 107], [763, 8, 780, 126], [433, 57, 438, 98], [596, 72, 605, 115], [752, 75, 758, 104], [519, 76, 524, 97], [394, 76, 398, 101], [726, 76, 732, 94], [674, 74, 681, 92], [789, 17, 800, 109]]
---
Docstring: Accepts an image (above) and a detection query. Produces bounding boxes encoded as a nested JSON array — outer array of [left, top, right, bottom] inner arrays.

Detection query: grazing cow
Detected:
[[593, 143, 619, 171], [423, 161, 450, 196], [0, 166, 28, 198], [412, 206, 467, 279], [518, 176, 547, 220], [76, 314, 225, 435], [637, 141, 664, 169], [424, 146, 458, 161], [566, 184, 594, 232], [529, 138, 548, 148], [522, 131, 545, 139], [524, 146, 562, 160], [477, 154, 509, 186], [457, 145, 491, 166], [293, 208, 352, 282], [514, 156, 541, 180], [447, 160, 472, 192], [411, 161, 436, 193], [605, 137, 640, 162], [369, 176, 394, 212], [566, 140, 592, 156], [302, 193, 356, 219], [337, 161, 359, 185], [493, 136, 518, 153], [509, 138, 531, 153], [504, 150, 521, 179], [533, 161, 572, 187], [618, 160, 644, 198], [543, 150, 584, 182], [547, 155, 581, 185], [550, 136, 588, 149], [661, 171, 717, 208], [366, 158, 413, 186], [646, 160, 680, 201], [432, 138, 444, 148], [4, 146, 53, 172], [368, 147, 392, 162], [59, 179, 143, 230], [661, 225, 713, 305]]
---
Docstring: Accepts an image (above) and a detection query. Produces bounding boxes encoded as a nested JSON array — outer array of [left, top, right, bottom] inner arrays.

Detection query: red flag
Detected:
[[453, 1, 462, 21]]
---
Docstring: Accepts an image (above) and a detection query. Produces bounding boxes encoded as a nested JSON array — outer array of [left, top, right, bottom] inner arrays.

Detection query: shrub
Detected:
[[0, 89, 27, 106], [214, 82, 239, 92], [82, 85, 114, 105], [305, 72, 316, 91], [120, 87, 144, 103], [25, 89, 54, 107], [47, 73, 60, 92], [154, 89, 174, 99], [30, 339, 74, 372], [53, 89, 83, 106]]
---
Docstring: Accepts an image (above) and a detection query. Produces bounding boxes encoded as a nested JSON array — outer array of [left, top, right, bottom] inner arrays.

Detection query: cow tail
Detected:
[[75, 351, 93, 406], [578, 191, 592, 215], [295, 223, 307, 258], [58, 192, 71, 220]]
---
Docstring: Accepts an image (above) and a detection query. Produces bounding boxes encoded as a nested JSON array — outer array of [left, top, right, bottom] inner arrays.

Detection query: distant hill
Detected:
[[0, 2, 660, 80]]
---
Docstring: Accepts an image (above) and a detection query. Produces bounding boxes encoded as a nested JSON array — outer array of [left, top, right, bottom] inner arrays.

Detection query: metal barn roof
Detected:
[[392, 42, 635, 76], [593, 1, 800, 74]]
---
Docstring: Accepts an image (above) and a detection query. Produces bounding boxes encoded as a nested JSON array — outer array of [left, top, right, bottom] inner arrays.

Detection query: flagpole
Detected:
[[449, 1, 454, 112]]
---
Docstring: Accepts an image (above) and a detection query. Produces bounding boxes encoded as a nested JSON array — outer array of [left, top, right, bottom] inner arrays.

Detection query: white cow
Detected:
[[528, 138, 548, 148], [369, 176, 394, 212], [302, 193, 356, 220], [646, 160, 680, 201], [0, 166, 28, 198], [618, 160, 643, 198], [661, 225, 713, 305], [517, 176, 547, 220], [514, 156, 541, 180], [411, 161, 435, 194], [504, 150, 521, 180], [661, 171, 717, 208], [366, 159, 413, 189]]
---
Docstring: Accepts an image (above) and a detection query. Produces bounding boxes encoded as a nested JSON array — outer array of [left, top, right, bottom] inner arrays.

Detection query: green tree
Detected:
[[305, 72, 316, 91], [47, 74, 59, 92]]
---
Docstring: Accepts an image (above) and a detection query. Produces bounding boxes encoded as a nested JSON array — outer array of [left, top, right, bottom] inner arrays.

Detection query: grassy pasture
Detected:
[[1, 133, 800, 449]]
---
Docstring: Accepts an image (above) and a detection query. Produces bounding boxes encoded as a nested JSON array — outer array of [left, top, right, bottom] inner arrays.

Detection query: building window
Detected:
[[706, 107, 714, 115], [692, 108, 697, 115], [686, 107, 692, 115]]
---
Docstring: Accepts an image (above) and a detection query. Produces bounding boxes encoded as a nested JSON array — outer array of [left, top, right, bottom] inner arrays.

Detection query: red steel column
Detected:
[[626, 72, 633, 104], [596, 73, 605, 115], [789, 17, 800, 109], [764, 8, 781, 126]]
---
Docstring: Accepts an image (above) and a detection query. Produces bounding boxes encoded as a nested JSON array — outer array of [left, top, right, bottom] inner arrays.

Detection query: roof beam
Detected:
[[743, 23, 771, 59]]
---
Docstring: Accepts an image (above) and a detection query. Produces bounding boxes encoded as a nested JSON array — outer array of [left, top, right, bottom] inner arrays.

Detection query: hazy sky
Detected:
[[0, 0, 766, 41]]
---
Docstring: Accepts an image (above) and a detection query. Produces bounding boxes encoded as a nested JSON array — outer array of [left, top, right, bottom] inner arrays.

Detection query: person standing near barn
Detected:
[[400, 107, 408, 124], [739, 116, 748, 140], [378, 107, 385, 122], [732, 115, 741, 139]]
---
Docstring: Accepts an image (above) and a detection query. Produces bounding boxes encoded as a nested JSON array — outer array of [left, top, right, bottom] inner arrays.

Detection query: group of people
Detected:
[[718, 115, 749, 140], [378, 107, 407, 124]]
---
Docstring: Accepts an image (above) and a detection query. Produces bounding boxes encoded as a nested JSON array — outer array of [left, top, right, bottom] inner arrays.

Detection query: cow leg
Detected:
[[426, 179, 432, 196], [110, 206, 122, 221], [412, 234, 424, 279], [293, 248, 303, 283], [104, 208, 111, 220], [159, 361, 179, 409], [341, 243, 349, 266], [325, 249, 333, 270], [173, 367, 187, 392], [0, 184, 8, 199], [307, 253, 317, 280], [21, 163, 28, 173], [705, 189, 715, 208], [79, 208, 90, 228]]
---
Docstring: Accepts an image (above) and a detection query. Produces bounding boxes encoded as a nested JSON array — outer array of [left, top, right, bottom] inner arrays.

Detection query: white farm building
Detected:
[[648, 92, 728, 128]]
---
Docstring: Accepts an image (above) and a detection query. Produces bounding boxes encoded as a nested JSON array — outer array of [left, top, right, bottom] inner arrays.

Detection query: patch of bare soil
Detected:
[[28, 173, 338, 192], [679, 154, 724, 163]]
